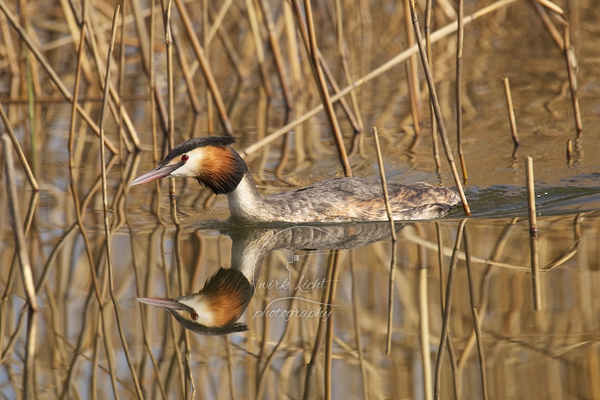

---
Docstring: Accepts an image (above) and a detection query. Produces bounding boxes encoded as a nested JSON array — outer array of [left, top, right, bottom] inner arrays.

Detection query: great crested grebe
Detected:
[[129, 136, 460, 222]]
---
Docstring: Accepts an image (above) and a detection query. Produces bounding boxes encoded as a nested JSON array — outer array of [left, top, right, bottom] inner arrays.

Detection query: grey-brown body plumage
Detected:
[[228, 170, 459, 222]]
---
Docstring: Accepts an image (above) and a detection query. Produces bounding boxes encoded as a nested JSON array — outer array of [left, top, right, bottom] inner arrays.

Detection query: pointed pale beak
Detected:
[[129, 164, 180, 186], [137, 297, 189, 311]]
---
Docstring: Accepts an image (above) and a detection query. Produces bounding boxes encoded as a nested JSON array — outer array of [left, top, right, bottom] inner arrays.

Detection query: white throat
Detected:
[[226, 173, 265, 220]]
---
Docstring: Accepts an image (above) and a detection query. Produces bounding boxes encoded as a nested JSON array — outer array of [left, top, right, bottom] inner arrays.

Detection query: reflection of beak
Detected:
[[129, 164, 179, 186], [137, 297, 189, 311]]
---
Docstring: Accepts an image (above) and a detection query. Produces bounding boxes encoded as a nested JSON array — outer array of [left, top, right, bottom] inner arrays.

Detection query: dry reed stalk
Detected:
[[97, 7, 144, 398], [325, 250, 341, 400], [83, 12, 140, 152], [275, 112, 293, 179], [590, 345, 600, 399], [255, 89, 270, 182], [173, 0, 234, 136], [208, 6, 245, 80], [0, 307, 26, 361], [533, 1, 582, 137], [91, 322, 102, 398], [0, 94, 152, 104], [447, 335, 460, 399], [409, 0, 470, 216], [245, 0, 273, 96], [503, 77, 521, 147], [349, 251, 369, 400], [175, 229, 194, 399], [0, 103, 38, 190], [463, 228, 489, 400], [172, 30, 202, 114], [90, 41, 140, 152], [41, 279, 67, 384], [455, 218, 515, 372], [566, 139, 573, 166], [297, 0, 353, 177], [243, 0, 519, 158], [258, 0, 295, 178], [418, 242, 433, 400], [2, 133, 38, 399], [66, 0, 103, 303], [68, 183, 102, 300], [435, 223, 445, 308], [130, 0, 151, 69], [161, 232, 186, 396], [525, 156, 541, 311], [1, 8, 19, 78], [563, 25, 583, 137], [79, 154, 118, 212], [0, 193, 37, 315], [149, 0, 159, 162], [372, 127, 398, 355], [456, 0, 467, 184], [302, 250, 336, 400], [132, 0, 170, 138], [206, 0, 233, 45], [146, 227, 171, 397], [259, 0, 293, 110], [422, 0, 441, 168], [127, 227, 168, 400], [60, 318, 139, 397], [59, 283, 97, 397], [98, 310, 121, 399], [403, 0, 422, 138], [118, 0, 127, 156], [291, 0, 362, 135], [335, 0, 364, 138], [24, 51, 39, 180], [163, 0, 181, 225], [187, 232, 206, 293], [164, 0, 174, 150], [19, 0, 43, 155], [434, 219, 466, 400], [153, 82, 171, 137], [533, 2, 564, 49], [225, 336, 236, 398]]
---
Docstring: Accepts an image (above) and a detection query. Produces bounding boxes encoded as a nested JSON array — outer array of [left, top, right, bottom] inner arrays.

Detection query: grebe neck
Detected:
[[226, 169, 270, 220]]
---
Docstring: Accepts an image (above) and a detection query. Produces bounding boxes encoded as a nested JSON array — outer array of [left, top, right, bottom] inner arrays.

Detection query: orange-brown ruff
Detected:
[[129, 137, 461, 222]]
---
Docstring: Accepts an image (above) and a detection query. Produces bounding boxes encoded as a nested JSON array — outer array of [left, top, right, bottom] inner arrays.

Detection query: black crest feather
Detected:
[[159, 136, 238, 167]]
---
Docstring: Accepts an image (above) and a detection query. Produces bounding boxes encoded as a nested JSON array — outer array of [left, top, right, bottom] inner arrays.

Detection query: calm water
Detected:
[[1, 0, 600, 399]]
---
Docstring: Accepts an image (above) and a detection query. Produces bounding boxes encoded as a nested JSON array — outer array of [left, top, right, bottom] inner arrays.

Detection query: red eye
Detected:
[[191, 312, 199, 321], [181, 154, 189, 162]]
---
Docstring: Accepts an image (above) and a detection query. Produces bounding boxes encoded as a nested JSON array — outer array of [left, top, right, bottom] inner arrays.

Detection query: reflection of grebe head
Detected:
[[129, 136, 246, 195], [137, 267, 253, 335]]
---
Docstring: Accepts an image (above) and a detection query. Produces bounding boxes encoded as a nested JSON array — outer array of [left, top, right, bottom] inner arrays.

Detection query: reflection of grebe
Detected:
[[130, 137, 460, 222], [138, 223, 404, 335]]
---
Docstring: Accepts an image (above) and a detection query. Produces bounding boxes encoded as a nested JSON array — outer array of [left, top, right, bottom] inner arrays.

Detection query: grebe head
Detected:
[[137, 267, 253, 335], [129, 136, 245, 195]]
